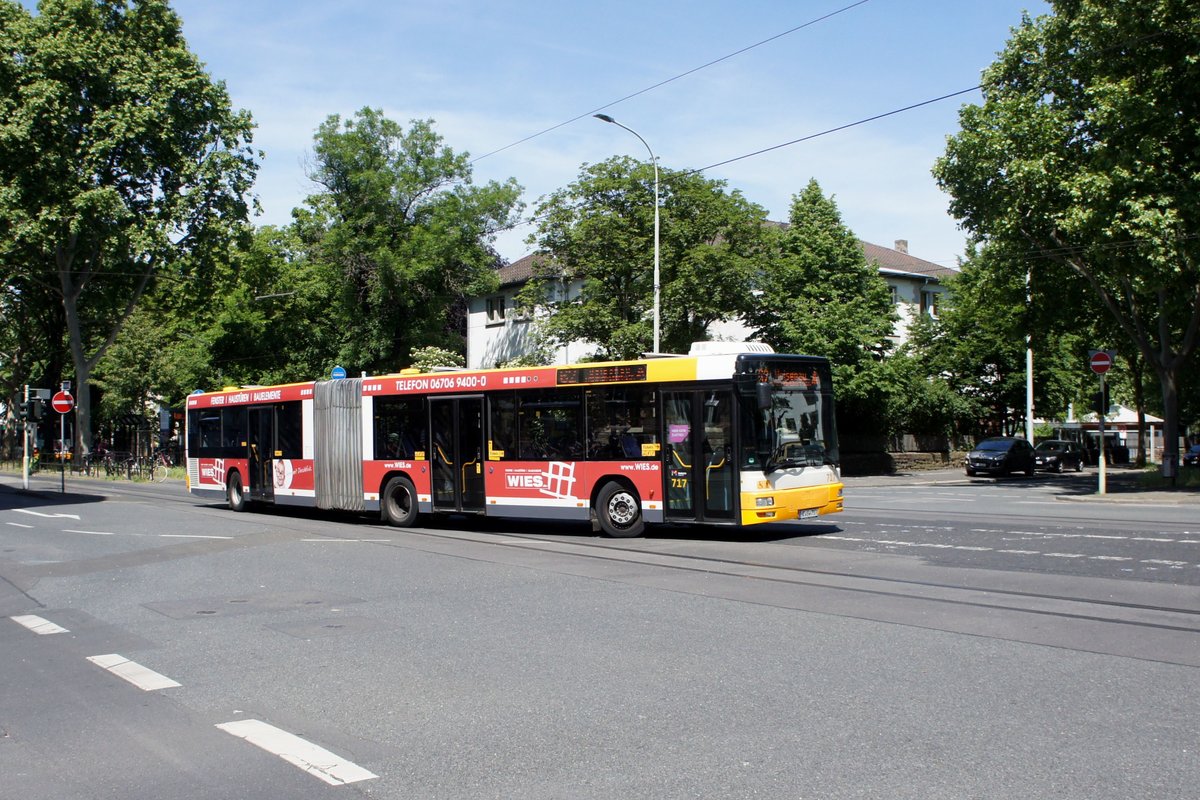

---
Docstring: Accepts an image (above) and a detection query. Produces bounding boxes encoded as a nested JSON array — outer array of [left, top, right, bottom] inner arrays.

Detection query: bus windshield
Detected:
[[738, 368, 838, 472]]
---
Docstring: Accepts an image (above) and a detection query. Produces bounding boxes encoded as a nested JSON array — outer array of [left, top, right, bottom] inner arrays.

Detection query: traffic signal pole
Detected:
[[21, 384, 30, 491]]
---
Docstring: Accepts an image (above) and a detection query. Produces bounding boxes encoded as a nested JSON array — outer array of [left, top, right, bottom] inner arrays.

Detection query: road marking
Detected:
[[15, 509, 80, 520], [1141, 559, 1188, 566], [998, 549, 1040, 555], [6, 522, 34, 528], [1131, 537, 1172, 543], [1089, 555, 1132, 561], [159, 533, 233, 540], [86, 654, 181, 691], [10, 614, 69, 634], [63, 529, 116, 536], [216, 719, 378, 786], [1044, 553, 1087, 558]]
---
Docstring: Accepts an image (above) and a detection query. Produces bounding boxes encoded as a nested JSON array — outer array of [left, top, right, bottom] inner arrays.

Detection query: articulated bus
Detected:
[[185, 343, 843, 537]]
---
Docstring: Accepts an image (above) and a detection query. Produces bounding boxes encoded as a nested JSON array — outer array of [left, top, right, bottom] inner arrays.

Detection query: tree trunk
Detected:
[[1157, 367, 1180, 483]]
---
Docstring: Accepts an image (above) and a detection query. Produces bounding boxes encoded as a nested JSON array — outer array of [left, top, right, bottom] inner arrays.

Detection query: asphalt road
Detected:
[[1, 471, 1196, 799]]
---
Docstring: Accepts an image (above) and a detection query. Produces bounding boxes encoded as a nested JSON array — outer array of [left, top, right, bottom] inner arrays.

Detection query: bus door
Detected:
[[663, 390, 736, 523], [429, 397, 485, 513], [247, 406, 274, 502]]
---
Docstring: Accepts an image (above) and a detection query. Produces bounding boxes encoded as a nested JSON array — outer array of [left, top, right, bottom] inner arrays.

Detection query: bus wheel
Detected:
[[596, 481, 644, 538], [382, 476, 419, 527], [227, 471, 247, 512]]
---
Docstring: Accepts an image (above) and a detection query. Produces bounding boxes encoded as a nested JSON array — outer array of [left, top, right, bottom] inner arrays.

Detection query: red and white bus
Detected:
[[185, 343, 843, 536]]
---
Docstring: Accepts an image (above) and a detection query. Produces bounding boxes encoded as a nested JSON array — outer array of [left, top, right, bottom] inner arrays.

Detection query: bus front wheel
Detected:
[[596, 481, 644, 538], [227, 471, 247, 512], [382, 476, 419, 527]]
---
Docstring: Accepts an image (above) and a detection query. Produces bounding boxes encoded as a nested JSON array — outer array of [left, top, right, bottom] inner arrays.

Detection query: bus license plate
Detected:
[[798, 508, 819, 520]]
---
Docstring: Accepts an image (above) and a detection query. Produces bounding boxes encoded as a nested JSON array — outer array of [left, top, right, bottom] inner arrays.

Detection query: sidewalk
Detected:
[[842, 465, 1200, 505]]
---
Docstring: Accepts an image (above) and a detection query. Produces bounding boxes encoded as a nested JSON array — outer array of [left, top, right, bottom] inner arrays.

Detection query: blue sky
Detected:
[[170, 0, 1049, 268]]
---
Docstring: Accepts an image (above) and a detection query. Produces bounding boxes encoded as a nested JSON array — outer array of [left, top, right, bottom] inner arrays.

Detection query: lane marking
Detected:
[[6, 521, 34, 528], [63, 529, 116, 536], [11, 614, 69, 634], [159, 533, 233, 540], [216, 719, 378, 786], [86, 654, 181, 691], [1043, 553, 1087, 559], [14, 509, 80, 520]]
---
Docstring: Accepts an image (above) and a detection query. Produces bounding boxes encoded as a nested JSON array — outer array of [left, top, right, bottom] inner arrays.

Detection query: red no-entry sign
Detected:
[[51, 391, 74, 414], [1089, 351, 1112, 374]]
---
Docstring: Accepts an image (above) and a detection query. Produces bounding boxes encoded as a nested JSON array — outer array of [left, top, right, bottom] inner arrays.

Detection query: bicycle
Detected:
[[149, 447, 173, 482]]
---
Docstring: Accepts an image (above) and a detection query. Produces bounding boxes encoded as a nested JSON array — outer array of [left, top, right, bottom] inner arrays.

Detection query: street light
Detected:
[[593, 113, 661, 354]]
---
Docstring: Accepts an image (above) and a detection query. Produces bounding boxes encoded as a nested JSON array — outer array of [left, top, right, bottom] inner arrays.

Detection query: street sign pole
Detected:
[[1097, 373, 1107, 495], [1088, 349, 1116, 496], [51, 389, 75, 494]]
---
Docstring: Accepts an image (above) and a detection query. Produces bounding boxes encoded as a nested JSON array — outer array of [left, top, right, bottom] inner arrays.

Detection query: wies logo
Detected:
[[502, 462, 577, 500], [506, 474, 544, 488]]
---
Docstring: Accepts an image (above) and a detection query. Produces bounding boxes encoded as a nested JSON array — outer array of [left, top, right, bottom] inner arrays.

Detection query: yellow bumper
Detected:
[[740, 482, 844, 526]]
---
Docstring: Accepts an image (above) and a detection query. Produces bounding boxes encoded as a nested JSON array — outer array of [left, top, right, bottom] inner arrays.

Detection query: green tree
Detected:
[[907, 253, 1079, 437], [0, 0, 258, 455], [745, 180, 896, 434], [524, 156, 772, 359], [934, 0, 1200, 472], [300, 109, 522, 373]]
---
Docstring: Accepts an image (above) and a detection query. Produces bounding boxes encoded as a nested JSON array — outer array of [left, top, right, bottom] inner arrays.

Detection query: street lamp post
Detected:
[[593, 113, 661, 354]]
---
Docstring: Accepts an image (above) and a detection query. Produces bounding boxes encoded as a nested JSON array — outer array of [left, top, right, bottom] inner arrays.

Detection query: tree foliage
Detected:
[[524, 156, 772, 359], [934, 0, 1200, 469], [299, 109, 522, 373], [0, 0, 258, 453], [745, 180, 897, 435], [906, 252, 1080, 437]]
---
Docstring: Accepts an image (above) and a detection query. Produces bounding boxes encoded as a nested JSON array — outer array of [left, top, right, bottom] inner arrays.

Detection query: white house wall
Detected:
[[468, 270, 944, 367]]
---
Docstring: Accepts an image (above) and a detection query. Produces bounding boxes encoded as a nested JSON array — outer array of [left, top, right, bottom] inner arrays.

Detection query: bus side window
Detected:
[[489, 393, 517, 460]]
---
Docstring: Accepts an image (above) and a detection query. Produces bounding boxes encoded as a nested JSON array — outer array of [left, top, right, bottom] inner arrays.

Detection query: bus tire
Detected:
[[227, 471, 247, 512], [382, 475, 419, 527], [596, 481, 644, 538]]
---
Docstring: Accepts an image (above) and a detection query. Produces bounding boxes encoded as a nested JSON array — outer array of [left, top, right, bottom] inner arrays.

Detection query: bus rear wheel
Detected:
[[227, 471, 247, 512], [382, 476, 419, 527], [596, 481, 644, 538]]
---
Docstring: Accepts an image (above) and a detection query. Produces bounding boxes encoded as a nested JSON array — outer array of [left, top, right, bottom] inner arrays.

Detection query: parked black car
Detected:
[[1183, 444, 1200, 467], [965, 437, 1036, 477], [1033, 440, 1086, 473]]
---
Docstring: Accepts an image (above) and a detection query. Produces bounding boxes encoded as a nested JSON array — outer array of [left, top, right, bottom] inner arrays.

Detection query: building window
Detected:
[[486, 296, 506, 326], [889, 285, 899, 306], [920, 290, 939, 319]]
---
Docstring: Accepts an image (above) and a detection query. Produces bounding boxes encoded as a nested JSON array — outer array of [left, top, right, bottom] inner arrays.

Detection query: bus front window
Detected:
[[740, 385, 837, 472]]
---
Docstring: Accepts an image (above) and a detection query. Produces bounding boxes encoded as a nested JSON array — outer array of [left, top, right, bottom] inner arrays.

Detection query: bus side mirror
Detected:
[[756, 382, 772, 410]]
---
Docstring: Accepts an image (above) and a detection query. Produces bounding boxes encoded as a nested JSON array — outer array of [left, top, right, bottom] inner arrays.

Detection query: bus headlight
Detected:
[[756, 497, 775, 507]]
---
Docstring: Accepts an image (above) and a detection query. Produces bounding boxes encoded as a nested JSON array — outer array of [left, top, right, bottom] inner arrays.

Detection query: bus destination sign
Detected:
[[557, 364, 648, 386], [761, 365, 821, 389]]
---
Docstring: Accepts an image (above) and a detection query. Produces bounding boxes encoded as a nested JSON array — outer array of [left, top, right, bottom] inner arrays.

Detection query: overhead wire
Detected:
[[468, 0, 874, 164]]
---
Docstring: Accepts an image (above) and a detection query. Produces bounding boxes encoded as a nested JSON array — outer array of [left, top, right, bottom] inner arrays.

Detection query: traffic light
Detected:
[[21, 399, 44, 422], [1090, 386, 1110, 415]]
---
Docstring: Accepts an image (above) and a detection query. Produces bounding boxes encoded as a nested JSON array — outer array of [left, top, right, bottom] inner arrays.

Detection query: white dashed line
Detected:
[[216, 719, 378, 786], [86, 654, 181, 691], [159, 534, 233, 540], [1043, 553, 1087, 559], [6, 522, 34, 528], [63, 529, 116, 536], [10, 614, 69, 634]]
